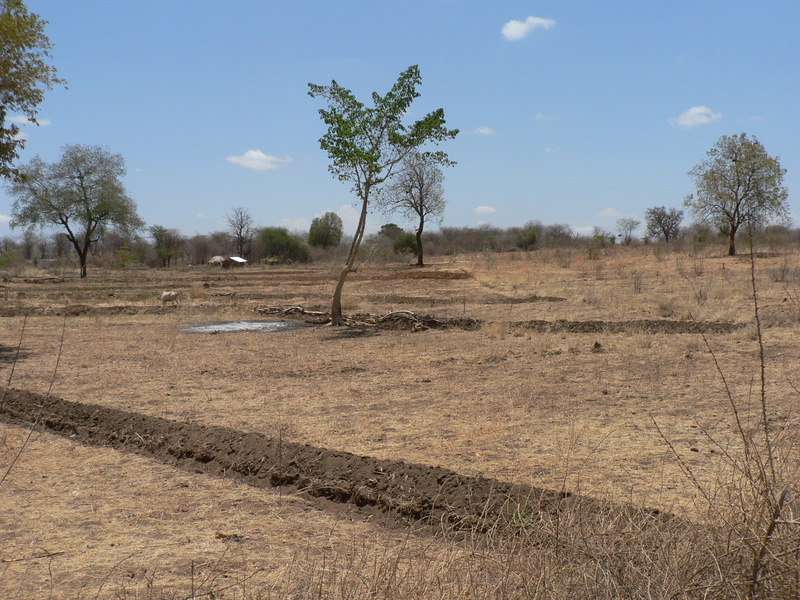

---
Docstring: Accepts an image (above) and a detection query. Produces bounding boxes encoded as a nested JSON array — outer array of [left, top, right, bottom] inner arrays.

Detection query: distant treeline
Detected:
[[1, 219, 798, 270]]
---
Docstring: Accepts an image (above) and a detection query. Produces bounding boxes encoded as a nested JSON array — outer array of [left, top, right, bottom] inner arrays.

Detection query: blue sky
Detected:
[[1, 0, 798, 240]]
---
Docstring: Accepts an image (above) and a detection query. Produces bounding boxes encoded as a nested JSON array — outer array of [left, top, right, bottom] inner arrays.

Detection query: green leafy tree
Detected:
[[308, 211, 344, 248], [379, 223, 403, 240], [260, 227, 310, 263], [9, 144, 143, 277], [149, 225, 183, 267], [378, 150, 449, 266], [685, 133, 788, 256], [644, 206, 683, 243], [0, 0, 66, 181], [308, 65, 458, 325]]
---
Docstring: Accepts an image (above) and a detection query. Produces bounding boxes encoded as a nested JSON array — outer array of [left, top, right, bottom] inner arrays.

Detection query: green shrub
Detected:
[[0, 248, 21, 268], [260, 227, 311, 263], [516, 227, 538, 250], [393, 233, 418, 255]]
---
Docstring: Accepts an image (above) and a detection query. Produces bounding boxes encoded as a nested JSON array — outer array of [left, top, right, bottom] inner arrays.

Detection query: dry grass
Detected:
[[1, 244, 799, 598]]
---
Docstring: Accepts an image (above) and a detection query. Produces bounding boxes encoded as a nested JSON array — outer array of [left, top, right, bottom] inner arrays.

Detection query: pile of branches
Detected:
[[254, 305, 480, 331], [351, 310, 480, 332]]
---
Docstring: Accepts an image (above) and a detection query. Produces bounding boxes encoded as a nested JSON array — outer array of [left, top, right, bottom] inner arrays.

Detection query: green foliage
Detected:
[[516, 222, 539, 250], [0, 247, 20, 268], [308, 211, 344, 248], [0, 0, 66, 181], [8, 144, 143, 277], [260, 227, 310, 263], [686, 133, 788, 256], [309, 65, 458, 323], [114, 246, 143, 268], [644, 206, 683, 243], [149, 225, 183, 267], [392, 233, 418, 255], [379, 223, 404, 240]]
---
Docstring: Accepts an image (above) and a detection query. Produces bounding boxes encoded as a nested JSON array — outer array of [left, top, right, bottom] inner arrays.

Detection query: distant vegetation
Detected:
[[2, 218, 799, 273]]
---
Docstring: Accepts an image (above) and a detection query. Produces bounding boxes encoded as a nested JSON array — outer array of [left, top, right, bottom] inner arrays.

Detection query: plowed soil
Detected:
[[0, 387, 616, 534]]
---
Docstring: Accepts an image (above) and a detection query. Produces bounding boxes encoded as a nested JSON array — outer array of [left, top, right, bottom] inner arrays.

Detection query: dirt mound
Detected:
[[486, 294, 566, 305], [0, 388, 670, 536], [514, 319, 744, 334], [383, 269, 471, 281]]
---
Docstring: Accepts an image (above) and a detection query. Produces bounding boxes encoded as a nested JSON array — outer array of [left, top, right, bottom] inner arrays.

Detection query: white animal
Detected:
[[161, 291, 179, 306]]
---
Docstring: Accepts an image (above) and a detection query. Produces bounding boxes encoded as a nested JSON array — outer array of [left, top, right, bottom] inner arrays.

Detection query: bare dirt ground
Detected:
[[1, 246, 799, 598]]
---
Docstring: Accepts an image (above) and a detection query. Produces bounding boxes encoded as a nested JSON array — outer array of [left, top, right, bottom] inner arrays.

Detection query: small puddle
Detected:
[[180, 320, 305, 334]]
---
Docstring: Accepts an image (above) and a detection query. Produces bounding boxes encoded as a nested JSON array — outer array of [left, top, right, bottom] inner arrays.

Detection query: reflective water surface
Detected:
[[180, 320, 306, 334]]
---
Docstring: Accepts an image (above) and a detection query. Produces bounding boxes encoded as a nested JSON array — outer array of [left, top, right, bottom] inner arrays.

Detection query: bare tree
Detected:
[[378, 150, 449, 266], [616, 217, 640, 246], [186, 233, 212, 265], [225, 207, 254, 259]]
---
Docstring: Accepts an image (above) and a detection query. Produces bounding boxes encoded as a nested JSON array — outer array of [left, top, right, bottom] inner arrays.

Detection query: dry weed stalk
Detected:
[[654, 242, 800, 599]]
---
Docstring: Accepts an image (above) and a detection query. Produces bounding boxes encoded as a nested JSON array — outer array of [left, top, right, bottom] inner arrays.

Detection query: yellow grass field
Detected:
[[1, 244, 799, 598]]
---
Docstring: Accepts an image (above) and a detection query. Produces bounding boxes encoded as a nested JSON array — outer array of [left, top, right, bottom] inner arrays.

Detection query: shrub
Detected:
[[393, 233, 418, 255], [0, 248, 21, 269], [260, 227, 311, 263], [515, 222, 539, 250]]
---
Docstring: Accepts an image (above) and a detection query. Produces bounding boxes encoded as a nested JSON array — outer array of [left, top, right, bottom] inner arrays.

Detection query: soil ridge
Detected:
[[0, 388, 673, 536]]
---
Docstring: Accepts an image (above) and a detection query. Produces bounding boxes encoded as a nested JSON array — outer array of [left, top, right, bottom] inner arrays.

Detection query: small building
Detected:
[[229, 256, 247, 267], [208, 255, 247, 269], [208, 255, 232, 269]]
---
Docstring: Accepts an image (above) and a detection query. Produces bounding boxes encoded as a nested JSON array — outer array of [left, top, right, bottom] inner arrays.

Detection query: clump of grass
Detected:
[[632, 271, 643, 293]]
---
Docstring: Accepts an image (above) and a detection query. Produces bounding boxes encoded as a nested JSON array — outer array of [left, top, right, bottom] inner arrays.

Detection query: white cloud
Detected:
[[335, 203, 380, 234], [502, 16, 556, 41], [0, 214, 11, 224], [596, 207, 623, 218], [475, 126, 496, 135], [545, 147, 559, 154], [226, 149, 292, 171], [669, 106, 722, 129], [8, 115, 51, 126], [534, 112, 556, 121], [279, 217, 309, 232], [573, 225, 595, 236], [475, 205, 497, 215]]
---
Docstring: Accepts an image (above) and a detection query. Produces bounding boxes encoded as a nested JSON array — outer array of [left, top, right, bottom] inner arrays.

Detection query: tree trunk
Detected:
[[728, 225, 738, 256], [415, 222, 424, 267], [330, 264, 351, 325], [330, 190, 370, 325], [78, 251, 88, 278]]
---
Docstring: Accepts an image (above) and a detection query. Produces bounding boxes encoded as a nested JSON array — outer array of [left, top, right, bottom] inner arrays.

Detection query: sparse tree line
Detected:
[[0, 0, 792, 282], [3, 205, 799, 275], [0, 133, 794, 277]]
